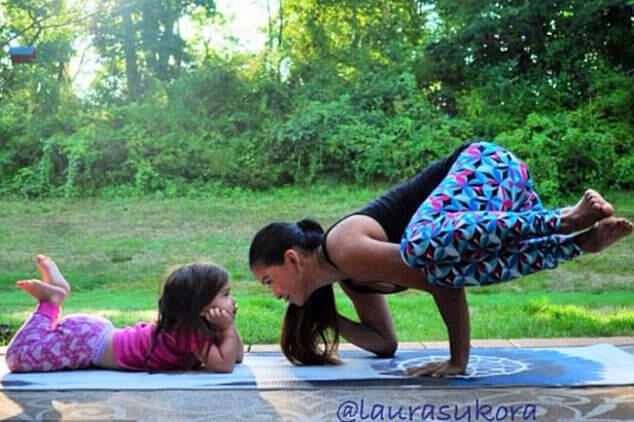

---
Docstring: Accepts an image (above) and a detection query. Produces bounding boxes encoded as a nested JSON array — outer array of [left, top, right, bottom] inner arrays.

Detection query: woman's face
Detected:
[[252, 250, 307, 306]]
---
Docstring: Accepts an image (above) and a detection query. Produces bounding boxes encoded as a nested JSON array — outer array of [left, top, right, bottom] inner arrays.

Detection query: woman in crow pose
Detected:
[[249, 140, 632, 376]]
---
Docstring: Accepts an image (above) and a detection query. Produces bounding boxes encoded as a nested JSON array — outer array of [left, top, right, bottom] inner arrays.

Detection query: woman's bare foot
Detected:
[[575, 217, 633, 253], [561, 189, 614, 234], [36, 255, 70, 293], [16, 279, 68, 306]]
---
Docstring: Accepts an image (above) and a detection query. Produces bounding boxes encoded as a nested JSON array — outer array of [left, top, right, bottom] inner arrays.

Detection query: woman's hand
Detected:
[[405, 359, 467, 377], [203, 308, 234, 330]]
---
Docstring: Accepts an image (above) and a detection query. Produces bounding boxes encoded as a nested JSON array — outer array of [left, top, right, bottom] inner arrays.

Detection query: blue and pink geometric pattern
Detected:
[[400, 142, 582, 287]]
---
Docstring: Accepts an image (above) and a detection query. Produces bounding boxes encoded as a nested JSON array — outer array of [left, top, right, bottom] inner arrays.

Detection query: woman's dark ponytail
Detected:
[[296, 218, 323, 238], [281, 285, 340, 365], [250, 218, 341, 365], [249, 218, 324, 266]]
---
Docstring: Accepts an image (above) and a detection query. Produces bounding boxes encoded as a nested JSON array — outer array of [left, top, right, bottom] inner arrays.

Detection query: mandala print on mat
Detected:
[[398, 354, 529, 379]]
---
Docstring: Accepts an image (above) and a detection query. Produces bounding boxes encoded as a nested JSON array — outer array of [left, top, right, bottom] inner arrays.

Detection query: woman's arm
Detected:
[[337, 283, 398, 357], [407, 286, 470, 377], [327, 215, 432, 290], [329, 215, 471, 376]]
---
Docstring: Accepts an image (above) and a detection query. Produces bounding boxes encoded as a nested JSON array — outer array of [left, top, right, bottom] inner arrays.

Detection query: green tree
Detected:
[[0, 0, 82, 196], [90, 0, 216, 101], [417, 0, 634, 120]]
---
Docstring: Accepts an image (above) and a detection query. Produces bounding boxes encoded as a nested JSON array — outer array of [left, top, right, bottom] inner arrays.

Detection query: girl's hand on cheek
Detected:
[[204, 308, 234, 330]]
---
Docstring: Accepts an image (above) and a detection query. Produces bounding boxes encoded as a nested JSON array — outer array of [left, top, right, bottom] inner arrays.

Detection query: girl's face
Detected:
[[203, 281, 237, 317], [251, 249, 306, 306]]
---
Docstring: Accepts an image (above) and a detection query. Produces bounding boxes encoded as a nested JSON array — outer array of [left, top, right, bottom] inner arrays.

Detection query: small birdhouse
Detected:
[[9, 46, 36, 64]]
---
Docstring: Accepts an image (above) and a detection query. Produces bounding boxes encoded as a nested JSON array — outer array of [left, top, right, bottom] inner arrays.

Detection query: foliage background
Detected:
[[1, 0, 632, 202], [1, 0, 633, 346]]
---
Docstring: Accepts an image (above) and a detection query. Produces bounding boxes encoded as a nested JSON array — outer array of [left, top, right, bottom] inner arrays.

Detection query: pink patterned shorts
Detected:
[[6, 302, 113, 372]]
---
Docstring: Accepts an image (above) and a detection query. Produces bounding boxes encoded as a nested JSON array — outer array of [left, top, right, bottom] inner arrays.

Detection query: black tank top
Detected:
[[322, 141, 474, 294]]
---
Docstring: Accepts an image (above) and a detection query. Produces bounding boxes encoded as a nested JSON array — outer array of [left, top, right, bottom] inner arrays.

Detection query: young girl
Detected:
[[5, 255, 243, 373]]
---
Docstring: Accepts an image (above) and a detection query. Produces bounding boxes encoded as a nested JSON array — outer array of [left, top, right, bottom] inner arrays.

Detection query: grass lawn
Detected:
[[1, 186, 632, 346]]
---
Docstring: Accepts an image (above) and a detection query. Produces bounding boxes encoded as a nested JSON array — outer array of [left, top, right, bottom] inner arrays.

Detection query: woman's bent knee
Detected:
[[400, 235, 434, 268]]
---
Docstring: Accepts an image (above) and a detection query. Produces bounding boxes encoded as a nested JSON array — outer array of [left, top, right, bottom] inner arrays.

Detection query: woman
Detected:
[[249, 141, 632, 377]]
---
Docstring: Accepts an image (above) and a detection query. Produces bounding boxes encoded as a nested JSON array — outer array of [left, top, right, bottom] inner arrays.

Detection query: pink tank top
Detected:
[[112, 322, 209, 371]]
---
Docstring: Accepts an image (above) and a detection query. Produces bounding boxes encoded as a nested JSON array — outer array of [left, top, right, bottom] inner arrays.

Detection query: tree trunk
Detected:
[[157, 13, 175, 80], [122, 6, 140, 100], [266, 0, 273, 49], [278, 0, 284, 48], [174, 19, 183, 75]]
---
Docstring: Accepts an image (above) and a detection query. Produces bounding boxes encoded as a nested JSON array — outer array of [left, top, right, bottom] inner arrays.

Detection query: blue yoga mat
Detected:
[[2, 344, 633, 390]]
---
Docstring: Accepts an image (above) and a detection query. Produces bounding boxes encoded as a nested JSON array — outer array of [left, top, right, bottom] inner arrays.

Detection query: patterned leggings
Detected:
[[5, 302, 113, 372], [400, 141, 583, 287]]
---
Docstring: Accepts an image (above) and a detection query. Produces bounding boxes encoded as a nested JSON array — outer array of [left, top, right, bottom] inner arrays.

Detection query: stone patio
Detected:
[[2, 338, 633, 421]]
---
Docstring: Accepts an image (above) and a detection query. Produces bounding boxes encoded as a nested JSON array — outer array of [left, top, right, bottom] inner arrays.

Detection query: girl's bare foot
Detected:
[[575, 217, 633, 253], [36, 255, 70, 293], [16, 279, 68, 306], [561, 189, 614, 234]]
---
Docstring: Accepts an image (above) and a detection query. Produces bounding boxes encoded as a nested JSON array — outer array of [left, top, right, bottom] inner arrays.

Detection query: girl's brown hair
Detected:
[[145, 263, 229, 369]]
